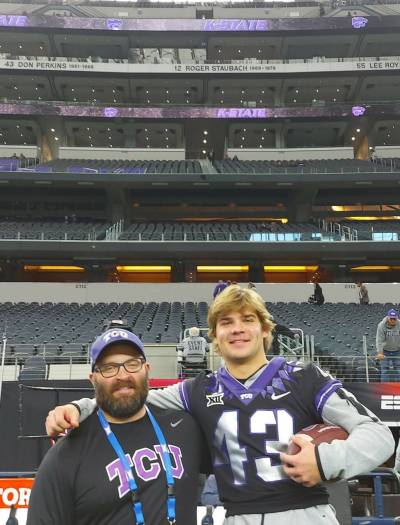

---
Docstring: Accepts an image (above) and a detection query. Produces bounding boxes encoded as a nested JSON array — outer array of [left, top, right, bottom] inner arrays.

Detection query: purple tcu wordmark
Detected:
[[106, 445, 184, 498]]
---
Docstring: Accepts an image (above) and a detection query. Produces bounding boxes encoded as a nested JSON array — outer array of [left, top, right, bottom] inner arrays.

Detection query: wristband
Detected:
[[69, 402, 81, 415]]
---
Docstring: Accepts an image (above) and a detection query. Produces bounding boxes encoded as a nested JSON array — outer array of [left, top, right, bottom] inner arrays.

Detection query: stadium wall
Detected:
[[0, 145, 39, 158], [227, 147, 354, 160], [58, 147, 186, 160], [374, 146, 400, 158], [0, 282, 398, 305]]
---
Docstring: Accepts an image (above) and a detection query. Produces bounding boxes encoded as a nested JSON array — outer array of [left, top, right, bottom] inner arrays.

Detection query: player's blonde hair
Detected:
[[208, 285, 275, 354]]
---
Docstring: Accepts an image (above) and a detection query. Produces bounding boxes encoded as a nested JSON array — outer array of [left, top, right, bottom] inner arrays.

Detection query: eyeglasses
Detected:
[[94, 357, 145, 378]]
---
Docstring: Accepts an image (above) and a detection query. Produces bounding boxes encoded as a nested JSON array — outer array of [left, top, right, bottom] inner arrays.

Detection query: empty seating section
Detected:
[[0, 219, 108, 240], [214, 159, 398, 174], [3, 158, 398, 176], [1, 219, 397, 242], [376, 157, 400, 170], [33, 159, 203, 174], [0, 157, 37, 171], [0, 300, 208, 360], [0, 300, 391, 381], [0, 158, 21, 172], [268, 301, 386, 383], [339, 220, 400, 240], [118, 221, 323, 241]]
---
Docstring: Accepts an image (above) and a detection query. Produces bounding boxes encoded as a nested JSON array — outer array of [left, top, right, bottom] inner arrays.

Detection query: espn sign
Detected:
[[381, 395, 400, 410], [0, 478, 33, 508]]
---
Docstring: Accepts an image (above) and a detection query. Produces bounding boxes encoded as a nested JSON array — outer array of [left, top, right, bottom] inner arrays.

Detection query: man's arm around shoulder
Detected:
[[46, 381, 190, 437]]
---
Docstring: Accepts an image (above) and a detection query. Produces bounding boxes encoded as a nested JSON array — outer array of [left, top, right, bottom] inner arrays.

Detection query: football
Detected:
[[287, 423, 349, 455]]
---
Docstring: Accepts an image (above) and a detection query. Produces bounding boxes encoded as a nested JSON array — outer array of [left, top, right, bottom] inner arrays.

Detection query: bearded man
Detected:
[[27, 326, 209, 525]]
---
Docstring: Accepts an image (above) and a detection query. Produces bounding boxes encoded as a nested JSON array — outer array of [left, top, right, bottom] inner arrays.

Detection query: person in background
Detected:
[[270, 321, 297, 356], [247, 282, 256, 290], [308, 282, 325, 305], [356, 282, 369, 305], [178, 327, 208, 364], [376, 309, 400, 382], [213, 280, 227, 299]]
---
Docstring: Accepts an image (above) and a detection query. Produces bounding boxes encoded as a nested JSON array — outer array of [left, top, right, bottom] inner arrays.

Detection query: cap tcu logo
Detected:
[[103, 330, 129, 344], [206, 392, 224, 407]]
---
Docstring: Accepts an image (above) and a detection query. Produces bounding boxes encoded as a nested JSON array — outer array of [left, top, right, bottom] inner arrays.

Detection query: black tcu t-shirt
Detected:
[[27, 406, 210, 525]]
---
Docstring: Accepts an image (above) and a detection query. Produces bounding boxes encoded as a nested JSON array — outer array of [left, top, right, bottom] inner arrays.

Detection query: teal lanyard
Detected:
[[97, 406, 176, 524]]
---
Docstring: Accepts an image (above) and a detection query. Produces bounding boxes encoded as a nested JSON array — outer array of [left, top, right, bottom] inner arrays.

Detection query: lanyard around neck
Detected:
[[97, 406, 176, 524]]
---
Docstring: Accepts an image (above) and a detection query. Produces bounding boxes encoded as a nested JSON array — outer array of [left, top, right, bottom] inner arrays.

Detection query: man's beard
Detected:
[[94, 372, 149, 419]]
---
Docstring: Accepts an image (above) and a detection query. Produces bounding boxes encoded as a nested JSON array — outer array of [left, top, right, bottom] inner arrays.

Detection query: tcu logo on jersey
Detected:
[[240, 393, 253, 400], [103, 330, 129, 344]]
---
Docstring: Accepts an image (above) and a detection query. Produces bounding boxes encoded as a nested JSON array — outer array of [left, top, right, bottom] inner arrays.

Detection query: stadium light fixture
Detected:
[[116, 266, 171, 272], [197, 266, 249, 272], [351, 266, 391, 272], [346, 216, 397, 220], [264, 266, 319, 272], [24, 265, 85, 272]]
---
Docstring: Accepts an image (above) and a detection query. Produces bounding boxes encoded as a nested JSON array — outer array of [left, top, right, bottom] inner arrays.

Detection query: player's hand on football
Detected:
[[45, 404, 80, 437], [280, 435, 322, 488]]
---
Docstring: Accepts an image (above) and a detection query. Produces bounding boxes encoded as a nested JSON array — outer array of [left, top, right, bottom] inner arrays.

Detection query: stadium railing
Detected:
[[0, 336, 393, 384]]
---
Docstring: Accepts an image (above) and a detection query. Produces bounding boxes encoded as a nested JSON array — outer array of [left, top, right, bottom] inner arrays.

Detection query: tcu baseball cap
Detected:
[[387, 309, 399, 319], [90, 328, 146, 370]]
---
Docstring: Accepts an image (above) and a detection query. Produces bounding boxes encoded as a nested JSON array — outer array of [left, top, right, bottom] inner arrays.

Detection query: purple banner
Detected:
[[0, 102, 397, 119], [0, 14, 400, 33]]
